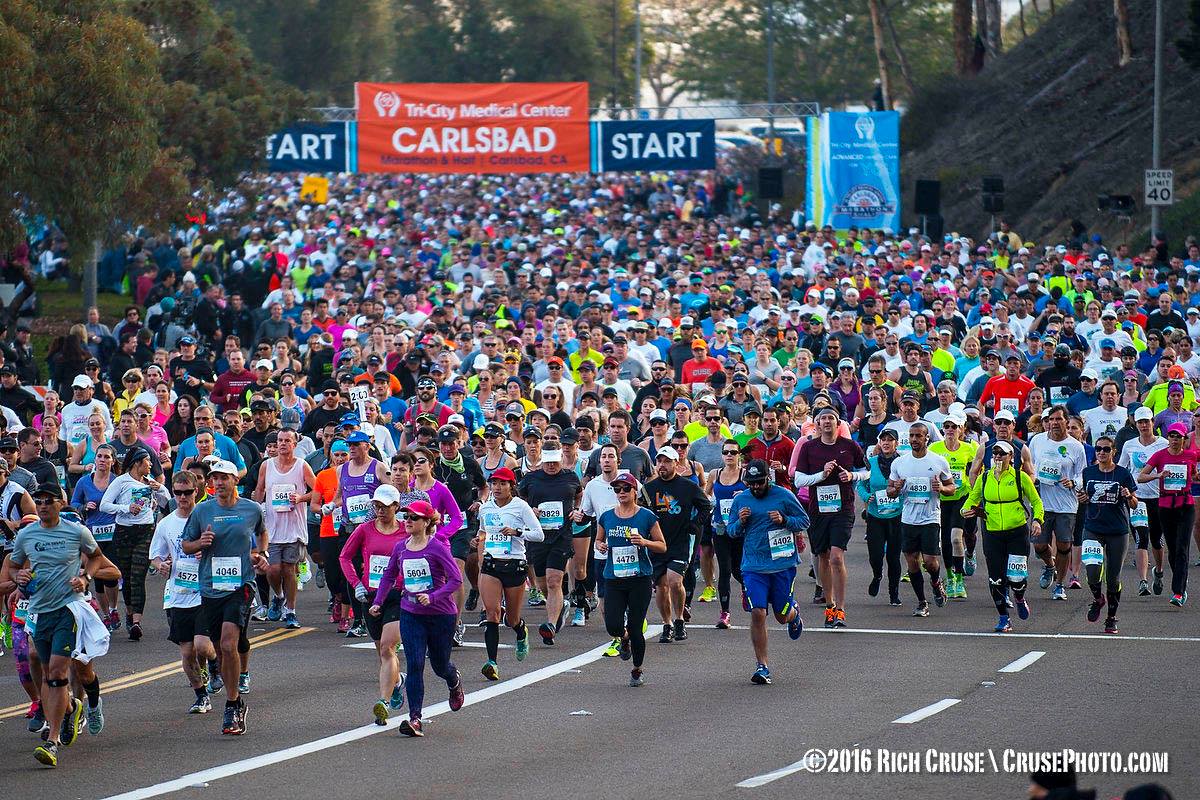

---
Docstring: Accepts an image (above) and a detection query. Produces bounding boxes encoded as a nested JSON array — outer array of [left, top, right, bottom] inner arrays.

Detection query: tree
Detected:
[[1114, 0, 1132, 68], [1179, 0, 1200, 70], [867, 0, 894, 110], [952, 0, 973, 74]]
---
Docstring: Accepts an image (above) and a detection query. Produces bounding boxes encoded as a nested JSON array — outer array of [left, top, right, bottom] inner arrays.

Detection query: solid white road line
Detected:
[[892, 698, 961, 724], [343, 641, 511, 650], [736, 757, 815, 789], [998, 650, 1046, 673], [716, 625, 1200, 643], [99, 642, 611, 800]]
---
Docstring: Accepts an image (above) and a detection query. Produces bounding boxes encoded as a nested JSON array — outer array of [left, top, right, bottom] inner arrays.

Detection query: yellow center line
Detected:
[[0, 627, 313, 719]]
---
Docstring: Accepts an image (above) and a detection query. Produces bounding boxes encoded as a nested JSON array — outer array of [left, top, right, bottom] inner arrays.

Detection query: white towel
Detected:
[[66, 598, 111, 664]]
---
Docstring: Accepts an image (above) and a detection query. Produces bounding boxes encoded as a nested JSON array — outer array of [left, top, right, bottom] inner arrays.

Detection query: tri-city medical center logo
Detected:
[[373, 90, 402, 118]]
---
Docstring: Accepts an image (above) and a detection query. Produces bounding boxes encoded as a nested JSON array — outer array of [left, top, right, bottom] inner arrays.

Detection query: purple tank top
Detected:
[[340, 460, 380, 527]]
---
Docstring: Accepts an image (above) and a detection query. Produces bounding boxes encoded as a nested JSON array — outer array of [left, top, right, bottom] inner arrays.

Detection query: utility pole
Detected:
[[1150, 0, 1164, 237], [611, 0, 619, 118], [634, 0, 642, 112], [766, 0, 776, 149]]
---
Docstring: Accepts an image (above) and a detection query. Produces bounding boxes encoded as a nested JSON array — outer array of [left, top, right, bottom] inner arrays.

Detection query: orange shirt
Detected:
[[314, 466, 341, 538]]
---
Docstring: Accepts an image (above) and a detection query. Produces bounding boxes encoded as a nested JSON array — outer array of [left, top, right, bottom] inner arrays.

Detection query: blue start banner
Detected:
[[806, 111, 900, 232], [590, 120, 715, 172], [265, 122, 356, 173]]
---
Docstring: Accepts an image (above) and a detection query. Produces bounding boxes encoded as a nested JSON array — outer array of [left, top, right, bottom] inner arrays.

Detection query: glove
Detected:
[[354, 584, 368, 602], [321, 502, 335, 515]]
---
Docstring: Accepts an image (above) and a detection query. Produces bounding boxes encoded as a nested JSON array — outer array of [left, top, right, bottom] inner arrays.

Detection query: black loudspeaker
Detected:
[[914, 179, 941, 215], [983, 194, 1005, 213], [982, 176, 1005, 194], [924, 213, 945, 242], [758, 167, 784, 200]]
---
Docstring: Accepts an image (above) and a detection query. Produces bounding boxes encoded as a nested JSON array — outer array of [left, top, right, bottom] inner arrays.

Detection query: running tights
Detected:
[[1158, 504, 1194, 596], [114, 524, 153, 615], [1084, 532, 1126, 616], [603, 576, 652, 668], [982, 526, 1030, 615], [865, 515, 901, 599], [398, 611, 459, 720], [712, 534, 744, 613]]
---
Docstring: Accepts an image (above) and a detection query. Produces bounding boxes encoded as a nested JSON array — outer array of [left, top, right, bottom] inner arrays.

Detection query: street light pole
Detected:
[[767, 0, 776, 151], [634, 0, 642, 112], [1150, 0, 1164, 237]]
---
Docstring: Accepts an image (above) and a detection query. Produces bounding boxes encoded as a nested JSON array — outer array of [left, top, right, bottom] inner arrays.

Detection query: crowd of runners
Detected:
[[1, 170, 1198, 765]]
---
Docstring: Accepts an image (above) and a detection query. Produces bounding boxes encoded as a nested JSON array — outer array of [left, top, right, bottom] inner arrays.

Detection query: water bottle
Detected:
[[20, 570, 38, 598]]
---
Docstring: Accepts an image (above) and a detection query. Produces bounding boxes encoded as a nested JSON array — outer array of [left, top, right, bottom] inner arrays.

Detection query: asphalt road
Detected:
[[1, 531, 1194, 800]]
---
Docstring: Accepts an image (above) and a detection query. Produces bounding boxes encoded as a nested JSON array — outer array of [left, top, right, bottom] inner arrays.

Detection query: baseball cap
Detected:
[[994, 409, 1016, 423], [655, 446, 680, 462], [31, 482, 64, 500], [345, 431, 371, 444], [541, 449, 562, 463], [611, 471, 638, 489], [1081, 368, 1099, 380], [1167, 422, 1188, 437], [649, 409, 668, 422], [208, 459, 239, 476], [339, 412, 360, 426], [255, 359, 273, 370], [1134, 406, 1154, 421], [1099, 338, 1116, 349], [72, 375, 93, 389], [743, 459, 771, 482], [900, 390, 920, 403], [991, 440, 1014, 455], [878, 427, 898, 440], [401, 499, 438, 520], [436, 427, 459, 443], [372, 484, 402, 506], [946, 412, 967, 427]]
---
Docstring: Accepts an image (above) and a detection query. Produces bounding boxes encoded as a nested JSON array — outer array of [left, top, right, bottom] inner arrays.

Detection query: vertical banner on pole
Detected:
[[806, 111, 900, 232]]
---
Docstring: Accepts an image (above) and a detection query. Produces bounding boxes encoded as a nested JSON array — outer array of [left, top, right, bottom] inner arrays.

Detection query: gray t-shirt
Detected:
[[687, 437, 726, 473], [11, 519, 98, 615], [181, 497, 266, 598]]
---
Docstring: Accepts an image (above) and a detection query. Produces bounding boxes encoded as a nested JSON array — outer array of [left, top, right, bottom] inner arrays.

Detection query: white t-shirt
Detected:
[[580, 474, 619, 521], [1119, 436, 1168, 499], [477, 497, 544, 560], [61, 399, 112, 445], [888, 452, 952, 526], [148, 512, 200, 610], [880, 418, 943, 457], [1027, 432, 1087, 513], [1081, 405, 1129, 444]]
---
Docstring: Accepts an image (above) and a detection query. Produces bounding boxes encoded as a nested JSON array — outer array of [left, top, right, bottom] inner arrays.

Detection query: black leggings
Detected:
[[712, 534, 744, 613], [940, 497, 967, 575], [1158, 504, 1194, 597], [1132, 502, 1164, 550], [114, 524, 153, 615], [983, 526, 1030, 615], [603, 576, 652, 668], [321, 530, 352, 603], [1083, 531, 1126, 615], [94, 540, 119, 591], [865, 515, 902, 599]]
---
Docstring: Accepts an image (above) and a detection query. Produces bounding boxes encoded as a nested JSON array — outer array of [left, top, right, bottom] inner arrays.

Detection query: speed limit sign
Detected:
[[1145, 169, 1174, 206]]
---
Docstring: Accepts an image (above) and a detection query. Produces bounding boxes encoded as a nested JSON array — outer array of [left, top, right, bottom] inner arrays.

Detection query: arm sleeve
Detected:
[[148, 523, 170, 561], [427, 546, 463, 604], [339, 525, 368, 589], [99, 476, 128, 515], [793, 471, 827, 488], [433, 484, 462, 541], [373, 544, 403, 607], [519, 501, 545, 543]]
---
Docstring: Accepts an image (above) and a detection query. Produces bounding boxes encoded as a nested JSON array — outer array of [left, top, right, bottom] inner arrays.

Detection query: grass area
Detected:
[[30, 283, 131, 380]]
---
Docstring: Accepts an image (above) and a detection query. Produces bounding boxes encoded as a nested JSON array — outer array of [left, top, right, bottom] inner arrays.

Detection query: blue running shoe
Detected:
[[787, 610, 804, 640], [390, 677, 406, 711], [994, 615, 1012, 633], [751, 663, 771, 685], [1015, 597, 1030, 621], [515, 628, 529, 661], [267, 596, 283, 622]]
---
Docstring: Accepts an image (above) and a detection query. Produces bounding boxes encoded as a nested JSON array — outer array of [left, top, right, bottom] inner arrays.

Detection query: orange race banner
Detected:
[[355, 82, 589, 174]]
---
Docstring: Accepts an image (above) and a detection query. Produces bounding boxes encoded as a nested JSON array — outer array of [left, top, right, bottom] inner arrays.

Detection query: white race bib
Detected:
[[1163, 464, 1188, 492], [816, 485, 842, 514], [537, 501, 565, 529], [1131, 501, 1149, 528], [907, 477, 932, 504], [211, 556, 242, 592], [484, 529, 512, 557], [874, 489, 900, 514], [367, 554, 390, 589], [1081, 539, 1104, 566], [1006, 555, 1028, 582], [91, 523, 115, 543], [174, 556, 200, 592], [332, 506, 343, 529], [1037, 460, 1062, 485], [1050, 385, 1069, 405], [1000, 397, 1021, 416], [768, 528, 795, 560], [271, 483, 295, 511], [611, 545, 640, 577], [719, 498, 734, 521], [14, 597, 30, 624], [403, 557, 433, 593], [346, 493, 372, 524]]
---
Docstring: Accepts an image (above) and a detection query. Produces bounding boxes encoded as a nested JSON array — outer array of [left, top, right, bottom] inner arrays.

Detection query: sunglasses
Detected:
[[613, 485, 634, 494], [282, 381, 295, 387], [414, 458, 429, 465], [33, 497, 56, 505], [992, 449, 1010, 456], [173, 489, 195, 496], [549, 365, 562, 369], [995, 420, 1012, 425], [403, 513, 428, 522], [1094, 446, 1113, 453], [722, 449, 740, 456], [706, 417, 721, 423], [782, 375, 796, 380]]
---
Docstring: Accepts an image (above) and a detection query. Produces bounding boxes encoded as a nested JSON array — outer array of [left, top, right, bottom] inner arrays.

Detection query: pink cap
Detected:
[[1167, 422, 1188, 438]]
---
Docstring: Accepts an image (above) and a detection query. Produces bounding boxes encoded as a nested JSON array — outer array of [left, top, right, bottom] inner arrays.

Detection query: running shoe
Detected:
[[207, 662, 223, 694], [399, 718, 424, 737], [61, 698, 84, 746], [1138, 580, 1151, 596], [283, 612, 300, 630], [956, 576, 968, 601], [390, 679, 406, 711], [222, 703, 238, 735], [1104, 617, 1119, 635], [1039, 565, 1054, 590], [337, 615, 353, 634], [901, 573, 910, 583], [673, 619, 687, 641], [451, 623, 466, 647], [129, 621, 142, 641], [889, 596, 903, 607], [1015, 596, 1031, 621], [932, 580, 947, 607], [629, 668, 644, 687], [538, 621, 556, 645], [751, 663, 771, 685], [1153, 568, 1165, 596], [348, 622, 367, 638], [1087, 595, 1106, 622], [964, 554, 976, 576], [267, 596, 283, 622], [27, 701, 44, 733], [741, 587, 751, 613], [477, 610, 488, 627], [189, 695, 212, 714], [515, 628, 529, 661], [464, 588, 479, 611], [681, 604, 692, 622], [1052, 584, 1067, 601], [1068, 574, 1082, 590], [619, 636, 631, 661], [527, 588, 546, 606], [823, 607, 835, 629], [868, 576, 881, 597], [1193, 555, 1200, 567], [658, 623, 673, 644], [1170, 593, 1185, 607], [87, 699, 104, 735], [314, 566, 325, 589], [449, 679, 465, 712], [912, 602, 930, 618], [790, 611, 806, 639], [586, 593, 599, 614], [372, 699, 389, 726], [831, 609, 845, 630], [994, 615, 1012, 633], [251, 603, 269, 622], [716, 611, 731, 629], [571, 608, 586, 627], [699, 585, 717, 603], [603, 638, 621, 657], [235, 700, 248, 734], [556, 603, 570, 632], [481, 660, 500, 681], [238, 672, 251, 695], [811, 587, 826, 605], [33, 741, 57, 767]]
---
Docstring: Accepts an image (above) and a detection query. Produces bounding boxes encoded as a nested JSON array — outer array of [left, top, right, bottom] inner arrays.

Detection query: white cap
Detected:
[[372, 484, 401, 505], [945, 412, 967, 427], [473, 354, 489, 370], [655, 446, 680, 462], [72, 374, 94, 389], [447, 413, 465, 425], [209, 459, 239, 476], [1134, 406, 1154, 421], [1101, 308, 1117, 319], [680, 316, 695, 326], [649, 409, 668, 422], [994, 409, 1015, 423], [255, 359, 273, 370], [1081, 368, 1099, 380], [658, 318, 674, 329], [991, 440, 1014, 455], [541, 448, 563, 463], [979, 316, 995, 327]]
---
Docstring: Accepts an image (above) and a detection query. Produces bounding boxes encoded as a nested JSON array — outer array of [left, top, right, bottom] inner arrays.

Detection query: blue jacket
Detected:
[[728, 485, 810, 574], [856, 454, 902, 519]]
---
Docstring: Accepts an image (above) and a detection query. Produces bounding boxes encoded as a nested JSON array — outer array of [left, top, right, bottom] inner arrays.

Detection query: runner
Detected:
[[518, 446, 581, 645], [1137, 422, 1199, 606], [644, 446, 712, 643], [475, 466, 543, 680], [311, 439, 351, 632], [148, 471, 210, 714], [340, 484, 407, 724], [181, 460, 268, 735], [1118, 407, 1168, 596], [727, 460, 807, 686], [11, 482, 118, 766], [69, 444, 116, 630], [962, 441, 1045, 632], [929, 412, 980, 599], [371, 499, 465, 737], [887, 422, 957, 617], [707, 440, 748, 627], [857, 427, 904, 606], [576, 443, 622, 653], [253, 428, 316, 628], [333, 430, 389, 637], [596, 470, 666, 687], [432, 426, 486, 648], [1028, 406, 1088, 601], [1077, 436, 1138, 634]]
